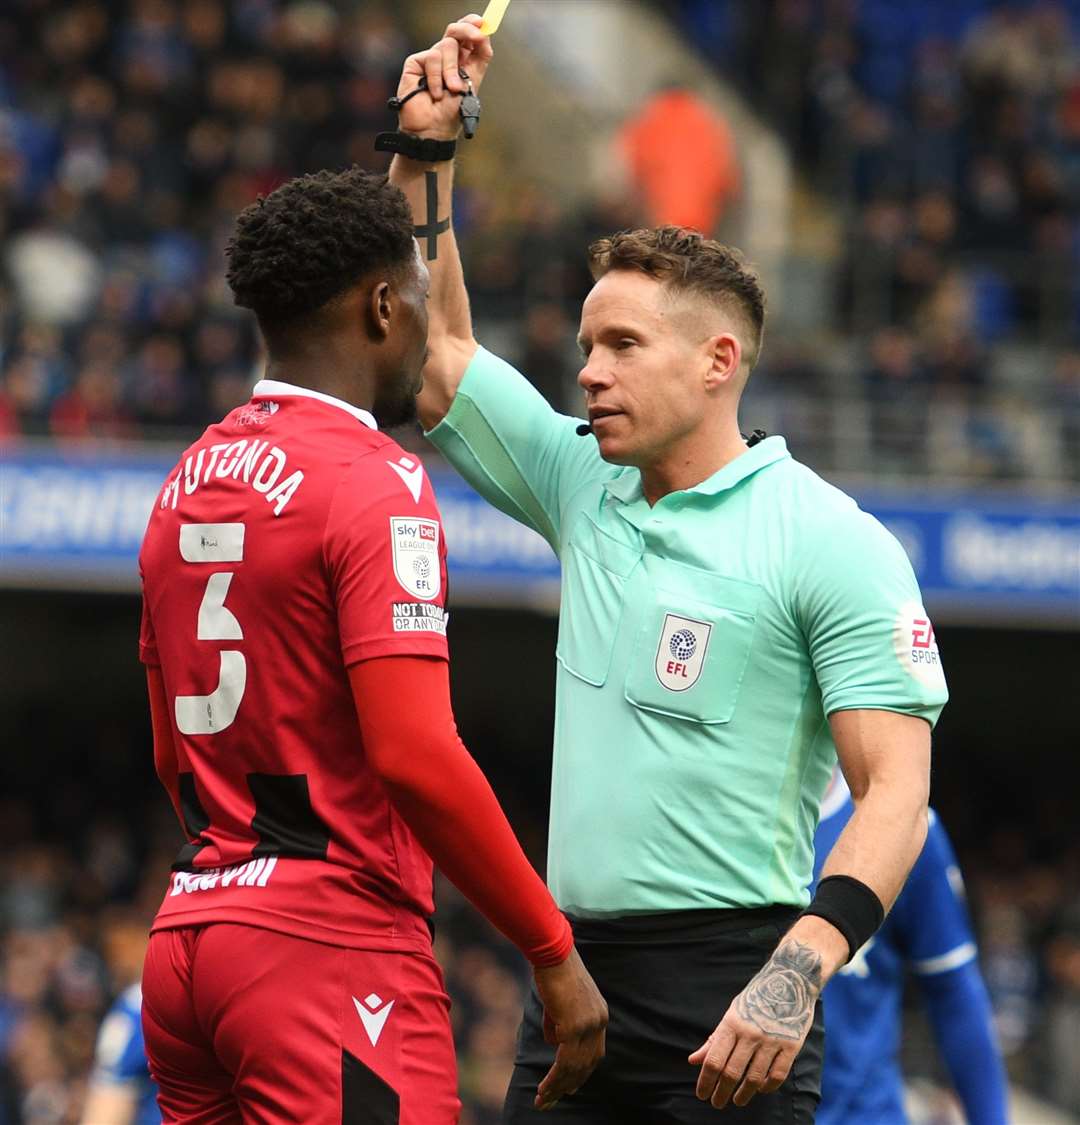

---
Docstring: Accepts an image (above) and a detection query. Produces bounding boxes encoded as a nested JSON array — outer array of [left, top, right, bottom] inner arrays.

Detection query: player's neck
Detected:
[[640, 418, 748, 506], [263, 352, 376, 415]]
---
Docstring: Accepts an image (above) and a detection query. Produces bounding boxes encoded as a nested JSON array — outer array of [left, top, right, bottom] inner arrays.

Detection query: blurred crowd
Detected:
[[2, 5, 1078, 1122], [0, 779, 535, 1125], [2, 779, 1080, 1123], [673, 0, 1080, 333], [1, 0, 1078, 479], [0, 0, 411, 441], [668, 0, 1080, 478], [965, 839, 1080, 1114]]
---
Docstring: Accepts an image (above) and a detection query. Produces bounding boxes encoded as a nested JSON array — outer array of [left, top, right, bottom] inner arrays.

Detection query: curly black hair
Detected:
[[225, 167, 415, 323]]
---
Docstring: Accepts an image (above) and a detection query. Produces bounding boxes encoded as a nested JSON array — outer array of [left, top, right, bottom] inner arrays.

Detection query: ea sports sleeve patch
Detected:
[[893, 600, 947, 694], [798, 507, 949, 724]]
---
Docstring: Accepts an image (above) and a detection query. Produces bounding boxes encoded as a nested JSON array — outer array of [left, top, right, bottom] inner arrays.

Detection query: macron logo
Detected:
[[353, 993, 394, 1047], [387, 457, 424, 503]]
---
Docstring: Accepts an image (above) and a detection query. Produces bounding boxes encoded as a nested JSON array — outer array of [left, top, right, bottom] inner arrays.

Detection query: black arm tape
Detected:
[[374, 131, 457, 163], [802, 875, 885, 963]]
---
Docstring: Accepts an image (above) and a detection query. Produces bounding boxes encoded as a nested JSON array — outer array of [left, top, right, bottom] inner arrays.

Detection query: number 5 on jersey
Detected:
[[175, 523, 246, 735]]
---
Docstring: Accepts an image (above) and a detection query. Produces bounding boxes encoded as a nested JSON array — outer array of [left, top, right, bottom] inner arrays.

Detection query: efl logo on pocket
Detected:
[[654, 614, 712, 692]]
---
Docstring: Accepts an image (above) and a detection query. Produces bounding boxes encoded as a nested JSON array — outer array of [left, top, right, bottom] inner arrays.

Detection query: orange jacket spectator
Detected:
[[617, 86, 740, 235]]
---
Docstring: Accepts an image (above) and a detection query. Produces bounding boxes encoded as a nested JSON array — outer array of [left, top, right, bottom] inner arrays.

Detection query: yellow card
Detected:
[[480, 0, 512, 35]]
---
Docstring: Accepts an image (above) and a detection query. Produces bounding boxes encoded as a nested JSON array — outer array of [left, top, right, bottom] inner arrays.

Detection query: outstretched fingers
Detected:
[[732, 1045, 784, 1107], [691, 1024, 736, 1100], [762, 1049, 794, 1093], [709, 1039, 756, 1108]]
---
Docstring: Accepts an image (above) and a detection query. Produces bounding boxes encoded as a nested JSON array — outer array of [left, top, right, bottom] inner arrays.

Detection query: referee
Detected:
[[388, 17, 948, 1122]]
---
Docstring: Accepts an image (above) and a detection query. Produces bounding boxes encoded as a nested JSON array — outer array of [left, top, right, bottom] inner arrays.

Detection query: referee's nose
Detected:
[[578, 355, 614, 394]]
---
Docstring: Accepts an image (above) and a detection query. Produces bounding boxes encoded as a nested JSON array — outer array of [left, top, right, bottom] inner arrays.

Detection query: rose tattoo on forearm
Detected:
[[735, 939, 822, 1040]]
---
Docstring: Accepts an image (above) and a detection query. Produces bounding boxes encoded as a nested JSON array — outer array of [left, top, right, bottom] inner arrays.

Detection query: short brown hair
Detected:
[[587, 226, 766, 368]]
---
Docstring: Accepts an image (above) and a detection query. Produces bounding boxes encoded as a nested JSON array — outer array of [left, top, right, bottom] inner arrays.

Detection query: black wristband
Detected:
[[802, 875, 885, 963], [375, 131, 457, 163]]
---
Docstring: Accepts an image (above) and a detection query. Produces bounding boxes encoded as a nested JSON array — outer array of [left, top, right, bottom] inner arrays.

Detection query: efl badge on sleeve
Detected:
[[390, 517, 441, 601], [655, 614, 712, 692]]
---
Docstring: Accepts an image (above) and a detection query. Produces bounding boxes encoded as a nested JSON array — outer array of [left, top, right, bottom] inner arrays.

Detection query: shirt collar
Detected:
[[603, 436, 790, 504], [252, 379, 377, 430], [603, 470, 644, 504]]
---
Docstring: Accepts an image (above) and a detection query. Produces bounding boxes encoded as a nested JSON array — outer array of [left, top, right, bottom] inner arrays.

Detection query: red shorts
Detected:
[[142, 923, 460, 1124]]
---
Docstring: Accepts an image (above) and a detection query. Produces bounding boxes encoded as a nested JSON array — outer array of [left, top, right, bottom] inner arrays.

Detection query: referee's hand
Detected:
[[689, 920, 845, 1108], [532, 947, 608, 1110], [396, 14, 494, 141]]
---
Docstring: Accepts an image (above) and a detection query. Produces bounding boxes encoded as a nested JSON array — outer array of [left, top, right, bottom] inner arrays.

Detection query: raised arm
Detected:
[[387, 15, 492, 428], [383, 19, 607, 548]]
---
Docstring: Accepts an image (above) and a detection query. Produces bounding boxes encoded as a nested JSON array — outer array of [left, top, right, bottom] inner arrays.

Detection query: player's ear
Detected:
[[368, 282, 393, 339], [704, 332, 741, 391]]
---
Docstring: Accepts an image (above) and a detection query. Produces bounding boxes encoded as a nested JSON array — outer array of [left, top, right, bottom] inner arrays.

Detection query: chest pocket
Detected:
[[555, 519, 641, 686], [624, 559, 760, 724]]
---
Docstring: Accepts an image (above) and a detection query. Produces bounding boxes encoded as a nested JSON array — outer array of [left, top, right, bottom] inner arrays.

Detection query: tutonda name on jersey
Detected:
[[159, 439, 305, 517]]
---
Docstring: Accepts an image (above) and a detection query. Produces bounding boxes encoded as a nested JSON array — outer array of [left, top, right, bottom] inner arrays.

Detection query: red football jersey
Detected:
[[139, 381, 450, 952]]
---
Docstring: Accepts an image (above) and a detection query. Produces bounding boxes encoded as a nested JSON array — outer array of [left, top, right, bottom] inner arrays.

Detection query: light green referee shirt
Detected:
[[428, 348, 948, 918]]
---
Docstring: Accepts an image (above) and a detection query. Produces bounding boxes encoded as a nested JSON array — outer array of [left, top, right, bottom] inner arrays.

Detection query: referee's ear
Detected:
[[704, 331, 742, 391]]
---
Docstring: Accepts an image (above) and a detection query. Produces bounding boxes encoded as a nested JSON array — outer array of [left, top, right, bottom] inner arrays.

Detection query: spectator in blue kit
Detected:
[[813, 768, 1009, 1123]]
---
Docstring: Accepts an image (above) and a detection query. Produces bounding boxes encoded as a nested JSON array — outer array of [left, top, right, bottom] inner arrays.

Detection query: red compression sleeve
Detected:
[[349, 656, 572, 968]]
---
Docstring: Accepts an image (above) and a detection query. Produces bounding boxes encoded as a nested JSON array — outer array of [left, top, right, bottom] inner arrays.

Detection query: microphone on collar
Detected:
[[577, 424, 766, 443], [577, 421, 766, 444]]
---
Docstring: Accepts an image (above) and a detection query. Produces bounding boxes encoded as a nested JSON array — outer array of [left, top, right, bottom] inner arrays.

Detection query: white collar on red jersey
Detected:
[[252, 379, 378, 430]]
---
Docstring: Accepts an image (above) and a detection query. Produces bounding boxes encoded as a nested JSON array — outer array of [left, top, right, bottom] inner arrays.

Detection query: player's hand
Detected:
[[689, 935, 827, 1108], [395, 14, 494, 141], [532, 947, 608, 1110]]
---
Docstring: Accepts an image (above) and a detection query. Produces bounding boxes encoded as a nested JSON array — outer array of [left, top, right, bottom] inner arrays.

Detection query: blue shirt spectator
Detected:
[[83, 984, 159, 1125], [813, 770, 1009, 1124]]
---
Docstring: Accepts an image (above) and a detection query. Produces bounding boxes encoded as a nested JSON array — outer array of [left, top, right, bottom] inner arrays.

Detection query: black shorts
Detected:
[[503, 906, 824, 1124]]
